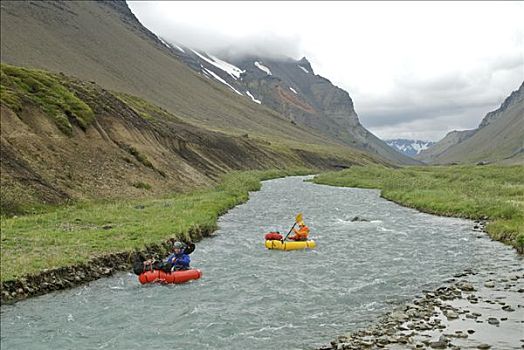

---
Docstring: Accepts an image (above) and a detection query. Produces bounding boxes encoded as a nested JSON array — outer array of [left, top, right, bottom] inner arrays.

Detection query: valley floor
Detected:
[[2, 166, 523, 349]]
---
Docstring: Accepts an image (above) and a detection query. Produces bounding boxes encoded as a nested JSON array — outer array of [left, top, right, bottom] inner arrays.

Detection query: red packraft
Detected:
[[264, 232, 283, 240]]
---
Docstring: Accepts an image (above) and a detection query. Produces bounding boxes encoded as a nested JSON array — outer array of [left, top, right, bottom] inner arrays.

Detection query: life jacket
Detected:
[[166, 252, 190, 269], [291, 225, 309, 240]]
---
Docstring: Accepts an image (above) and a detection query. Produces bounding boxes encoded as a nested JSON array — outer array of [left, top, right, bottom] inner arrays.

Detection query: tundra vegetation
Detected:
[[1, 64, 94, 135], [313, 165, 524, 252], [0, 170, 310, 282]]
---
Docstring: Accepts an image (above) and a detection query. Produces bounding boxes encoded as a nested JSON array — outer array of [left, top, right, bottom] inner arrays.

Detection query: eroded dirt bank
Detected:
[[1, 226, 213, 304]]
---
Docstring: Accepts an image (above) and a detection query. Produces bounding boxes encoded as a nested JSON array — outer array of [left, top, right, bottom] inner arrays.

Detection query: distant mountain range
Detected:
[[385, 139, 435, 157], [417, 82, 524, 164]]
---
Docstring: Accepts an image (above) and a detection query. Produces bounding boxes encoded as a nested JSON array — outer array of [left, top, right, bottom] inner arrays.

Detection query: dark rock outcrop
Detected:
[[166, 46, 420, 165]]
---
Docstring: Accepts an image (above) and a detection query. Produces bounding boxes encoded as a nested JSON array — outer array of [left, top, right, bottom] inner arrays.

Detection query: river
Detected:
[[1, 176, 521, 349]]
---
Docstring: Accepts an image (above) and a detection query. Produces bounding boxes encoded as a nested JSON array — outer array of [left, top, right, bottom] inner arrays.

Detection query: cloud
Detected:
[[363, 103, 493, 141], [158, 25, 303, 59], [128, 2, 302, 59], [212, 34, 303, 60], [354, 57, 524, 140]]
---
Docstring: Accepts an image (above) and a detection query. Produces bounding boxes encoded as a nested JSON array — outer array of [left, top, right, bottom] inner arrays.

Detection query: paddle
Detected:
[[183, 241, 196, 255], [281, 213, 303, 242]]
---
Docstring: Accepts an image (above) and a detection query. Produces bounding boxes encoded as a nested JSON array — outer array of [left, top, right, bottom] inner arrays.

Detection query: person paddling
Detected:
[[288, 221, 309, 241], [132, 240, 194, 275], [165, 241, 190, 270]]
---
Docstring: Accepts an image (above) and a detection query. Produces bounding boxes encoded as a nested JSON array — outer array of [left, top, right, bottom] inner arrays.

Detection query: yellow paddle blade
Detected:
[[295, 213, 303, 223]]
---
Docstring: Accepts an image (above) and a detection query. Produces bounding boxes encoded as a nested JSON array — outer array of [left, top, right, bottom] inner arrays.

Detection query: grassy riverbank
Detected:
[[313, 165, 524, 252], [0, 169, 309, 282]]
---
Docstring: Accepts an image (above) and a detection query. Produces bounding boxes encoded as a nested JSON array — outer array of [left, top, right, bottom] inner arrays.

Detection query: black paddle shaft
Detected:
[[281, 222, 297, 242]]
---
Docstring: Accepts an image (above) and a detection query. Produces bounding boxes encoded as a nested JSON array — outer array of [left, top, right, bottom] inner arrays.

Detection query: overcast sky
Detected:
[[128, 1, 523, 141]]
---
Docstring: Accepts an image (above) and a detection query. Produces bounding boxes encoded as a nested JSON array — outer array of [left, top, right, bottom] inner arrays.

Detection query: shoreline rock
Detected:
[[319, 221, 523, 350], [319, 266, 524, 350], [319, 269, 524, 350]]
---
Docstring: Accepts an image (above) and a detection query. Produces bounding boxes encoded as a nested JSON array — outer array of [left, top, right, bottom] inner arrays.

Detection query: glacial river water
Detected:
[[1, 176, 521, 349]]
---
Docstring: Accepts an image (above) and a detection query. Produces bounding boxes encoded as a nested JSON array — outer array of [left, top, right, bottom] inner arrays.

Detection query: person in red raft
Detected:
[[132, 241, 194, 275], [166, 241, 190, 270], [288, 221, 310, 241]]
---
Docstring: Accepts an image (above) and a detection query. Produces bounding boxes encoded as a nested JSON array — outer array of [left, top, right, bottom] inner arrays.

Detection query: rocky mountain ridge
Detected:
[[479, 81, 524, 129], [163, 41, 419, 165]]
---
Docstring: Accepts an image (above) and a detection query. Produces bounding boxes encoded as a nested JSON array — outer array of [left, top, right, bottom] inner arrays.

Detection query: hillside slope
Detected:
[[0, 1, 326, 144], [169, 46, 419, 165], [416, 130, 476, 163], [0, 0, 415, 165], [1, 64, 382, 215], [417, 82, 524, 164]]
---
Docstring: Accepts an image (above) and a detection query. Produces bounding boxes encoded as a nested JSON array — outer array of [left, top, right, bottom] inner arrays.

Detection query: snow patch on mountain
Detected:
[[203, 68, 243, 96], [298, 65, 309, 74], [171, 43, 185, 53], [160, 37, 187, 53], [158, 37, 171, 49], [192, 49, 244, 80], [289, 87, 298, 94], [254, 61, 272, 75], [386, 139, 435, 157], [246, 91, 261, 104], [207, 54, 245, 79]]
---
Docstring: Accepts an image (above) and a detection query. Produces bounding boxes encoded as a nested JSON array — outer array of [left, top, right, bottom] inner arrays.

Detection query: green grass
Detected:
[[123, 145, 154, 169], [0, 169, 311, 282], [115, 92, 180, 122], [0, 63, 94, 135], [313, 165, 524, 252]]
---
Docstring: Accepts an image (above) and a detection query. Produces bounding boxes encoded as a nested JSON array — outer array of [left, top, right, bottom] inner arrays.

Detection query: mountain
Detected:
[[385, 139, 435, 157], [415, 130, 476, 163], [0, 0, 416, 165], [0, 0, 390, 214], [0, 1, 316, 144], [163, 43, 420, 165], [417, 82, 524, 164]]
